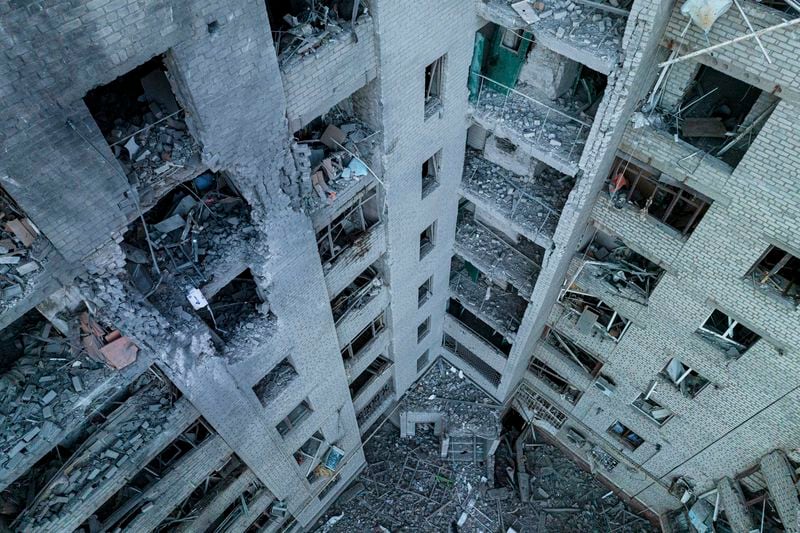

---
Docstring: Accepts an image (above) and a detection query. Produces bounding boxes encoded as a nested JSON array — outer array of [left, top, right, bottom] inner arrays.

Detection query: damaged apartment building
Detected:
[[1, 0, 799, 531]]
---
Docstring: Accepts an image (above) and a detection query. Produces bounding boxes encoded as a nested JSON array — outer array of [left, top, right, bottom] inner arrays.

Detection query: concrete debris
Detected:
[[13, 373, 178, 530], [450, 256, 528, 339], [0, 192, 46, 313], [462, 149, 574, 240], [79, 312, 138, 370], [274, 0, 368, 65], [455, 214, 543, 298], [0, 314, 117, 481]]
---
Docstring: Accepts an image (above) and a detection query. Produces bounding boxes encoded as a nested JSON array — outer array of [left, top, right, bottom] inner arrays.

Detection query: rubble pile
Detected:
[[474, 85, 590, 165], [98, 95, 200, 203], [124, 173, 257, 307], [450, 258, 527, 338], [296, 115, 379, 211], [273, 1, 368, 65], [455, 216, 542, 298], [0, 319, 115, 478], [196, 275, 268, 343], [462, 149, 573, 240], [14, 375, 179, 530], [0, 194, 46, 312]]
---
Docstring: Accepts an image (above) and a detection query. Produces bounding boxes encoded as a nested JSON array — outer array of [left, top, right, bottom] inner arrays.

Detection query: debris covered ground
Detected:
[[315, 360, 656, 532]]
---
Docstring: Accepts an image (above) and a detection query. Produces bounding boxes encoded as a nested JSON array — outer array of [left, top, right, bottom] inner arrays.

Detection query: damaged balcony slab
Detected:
[[14, 376, 199, 532], [120, 435, 232, 532], [173, 468, 259, 533], [336, 284, 388, 350], [324, 222, 386, 298], [444, 314, 508, 373], [534, 340, 594, 392], [450, 257, 528, 342], [477, 0, 625, 75], [462, 150, 574, 248], [351, 361, 394, 413], [471, 79, 591, 176], [356, 380, 394, 434], [344, 329, 388, 386], [442, 337, 503, 394], [455, 214, 543, 299]]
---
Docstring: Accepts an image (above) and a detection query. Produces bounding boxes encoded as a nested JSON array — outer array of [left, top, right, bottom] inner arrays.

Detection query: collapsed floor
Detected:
[[314, 360, 657, 532]]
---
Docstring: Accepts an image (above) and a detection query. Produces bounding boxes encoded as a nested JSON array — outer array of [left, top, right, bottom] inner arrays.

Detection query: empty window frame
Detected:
[[294, 431, 326, 476], [500, 28, 522, 51], [276, 400, 312, 437], [442, 333, 502, 386], [697, 309, 760, 357], [424, 56, 445, 118], [528, 358, 583, 405], [418, 276, 433, 308], [315, 188, 379, 265], [417, 350, 430, 372], [420, 222, 436, 259], [349, 356, 390, 399], [542, 328, 604, 377], [340, 313, 386, 362], [607, 421, 645, 450], [417, 316, 431, 342], [746, 245, 800, 305], [632, 393, 674, 426], [421, 151, 441, 199], [252, 358, 298, 407], [560, 290, 631, 342], [661, 357, 710, 398], [609, 157, 710, 236], [581, 231, 665, 299], [446, 298, 512, 356]]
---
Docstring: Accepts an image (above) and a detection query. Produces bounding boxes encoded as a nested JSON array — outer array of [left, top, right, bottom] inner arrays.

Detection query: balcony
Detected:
[[470, 76, 591, 176], [449, 259, 527, 342], [344, 329, 388, 385], [356, 381, 394, 434], [476, 0, 627, 75], [351, 358, 394, 413], [14, 379, 199, 532], [442, 334, 503, 392], [276, 7, 378, 131], [443, 314, 507, 373], [461, 149, 574, 248], [335, 283, 389, 350], [454, 211, 542, 299]]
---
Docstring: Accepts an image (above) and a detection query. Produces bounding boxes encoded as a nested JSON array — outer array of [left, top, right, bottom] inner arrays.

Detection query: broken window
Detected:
[[0, 187, 43, 305], [83, 55, 201, 203], [608, 156, 711, 236], [417, 316, 431, 343], [500, 28, 522, 51], [424, 55, 445, 119], [294, 431, 326, 476], [675, 65, 774, 168], [632, 392, 673, 426], [277, 400, 313, 437], [211, 482, 269, 532], [661, 357, 710, 398], [746, 245, 800, 305], [330, 264, 383, 323], [340, 312, 385, 362], [755, 0, 798, 13], [572, 66, 608, 119], [316, 187, 380, 266], [252, 358, 298, 407], [697, 309, 760, 358], [264, 0, 368, 65], [349, 356, 390, 399], [421, 150, 441, 199], [442, 333, 502, 387], [446, 298, 512, 356], [542, 328, 603, 377], [195, 269, 267, 343], [559, 289, 631, 342], [294, 101, 378, 208], [419, 222, 436, 259], [528, 358, 583, 405], [516, 382, 568, 429], [356, 381, 394, 427], [607, 421, 644, 450], [580, 229, 665, 300], [123, 171, 253, 299], [418, 276, 433, 308], [417, 350, 430, 372]]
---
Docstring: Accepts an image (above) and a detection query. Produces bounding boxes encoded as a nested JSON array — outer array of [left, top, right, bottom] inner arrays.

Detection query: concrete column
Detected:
[[717, 476, 755, 533], [761, 450, 800, 533]]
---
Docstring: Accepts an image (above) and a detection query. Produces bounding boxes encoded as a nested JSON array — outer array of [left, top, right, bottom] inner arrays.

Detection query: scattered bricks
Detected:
[[104, 465, 118, 479], [21, 384, 34, 402], [7, 441, 27, 458], [71, 375, 83, 393], [38, 375, 57, 384], [21, 427, 40, 442], [41, 391, 57, 405], [141, 501, 155, 513], [104, 449, 120, 460], [87, 468, 101, 481]]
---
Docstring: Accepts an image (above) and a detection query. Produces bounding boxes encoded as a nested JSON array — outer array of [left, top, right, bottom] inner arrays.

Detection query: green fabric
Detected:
[[468, 32, 486, 102], [483, 28, 532, 94]]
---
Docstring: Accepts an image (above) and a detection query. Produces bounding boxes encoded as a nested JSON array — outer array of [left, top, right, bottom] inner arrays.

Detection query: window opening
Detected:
[[661, 357, 710, 398], [607, 421, 644, 450], [528, 358, 583, 404], [746, 245, 800, 305], [424, 56, 445, 118], [277, 400, 313, 437], [697, 309, 760, 358]]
